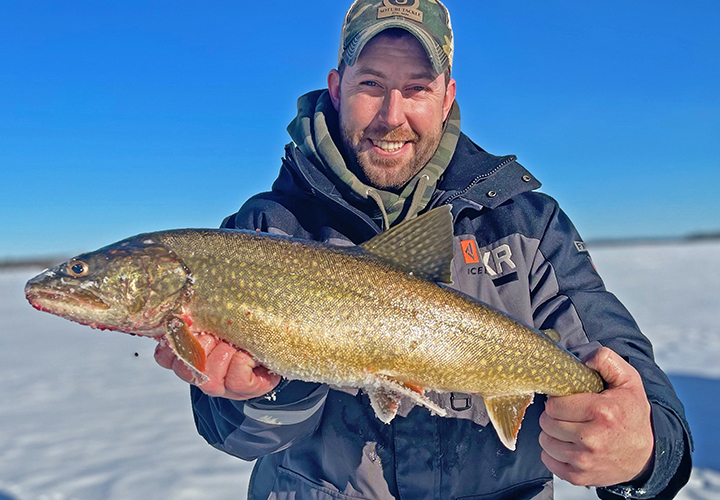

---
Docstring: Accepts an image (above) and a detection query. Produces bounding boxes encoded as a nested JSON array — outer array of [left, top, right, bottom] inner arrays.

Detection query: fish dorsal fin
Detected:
[[484, 393, 535, 451], [360, 205, 454, 284]]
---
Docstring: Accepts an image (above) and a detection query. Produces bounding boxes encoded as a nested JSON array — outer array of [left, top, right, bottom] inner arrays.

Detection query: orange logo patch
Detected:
[[460, 239, 480, 264]]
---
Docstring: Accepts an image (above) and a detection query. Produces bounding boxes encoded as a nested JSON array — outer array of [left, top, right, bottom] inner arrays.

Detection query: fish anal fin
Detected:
[[359, 205, 454, 284], [165, 316, 209, 385], [367, 373, 447, 422], [484, 393, 535, 451]]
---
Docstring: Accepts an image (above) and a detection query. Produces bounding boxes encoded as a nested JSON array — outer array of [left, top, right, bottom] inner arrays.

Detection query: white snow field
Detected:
[[1, 240, 718, 500]]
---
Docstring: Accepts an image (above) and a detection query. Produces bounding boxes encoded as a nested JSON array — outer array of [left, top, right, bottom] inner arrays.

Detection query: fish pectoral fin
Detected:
[[368, 374, 448, 422], [164, 316, 209, 385], [484, 393, 535, 451]]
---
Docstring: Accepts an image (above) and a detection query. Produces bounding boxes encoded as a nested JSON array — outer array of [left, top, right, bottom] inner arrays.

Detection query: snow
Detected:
[[1, 240, 718, 500]]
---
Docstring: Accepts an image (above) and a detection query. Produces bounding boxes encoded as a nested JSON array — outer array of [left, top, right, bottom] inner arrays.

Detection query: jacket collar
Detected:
[[434, 134, 541, 210], [274, 132, 541, 223]]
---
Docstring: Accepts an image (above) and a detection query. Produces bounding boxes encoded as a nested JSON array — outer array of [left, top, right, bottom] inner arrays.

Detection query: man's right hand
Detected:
[[154, 333, 282, 400]]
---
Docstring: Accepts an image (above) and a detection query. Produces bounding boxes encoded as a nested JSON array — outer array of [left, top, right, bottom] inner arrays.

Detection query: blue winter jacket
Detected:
[[191, 133, 692, 500]]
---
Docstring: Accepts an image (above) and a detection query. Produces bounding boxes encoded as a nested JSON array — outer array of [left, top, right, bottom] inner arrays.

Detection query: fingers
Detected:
[[539, 408, 588, 443], [539, 433, 582, 469], [154, 342, 175, 370], [540, 450, 589, 487], [538, 347, 655, 487], [154, 333, 280, 400], [544, 393, 596, 422], [586, 347, 637, 390], [224, 351, 281, 398]]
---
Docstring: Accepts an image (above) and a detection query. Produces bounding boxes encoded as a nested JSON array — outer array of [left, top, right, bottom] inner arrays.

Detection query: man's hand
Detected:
[[538, 346, 655, 487], [154, 333, 281, 400]]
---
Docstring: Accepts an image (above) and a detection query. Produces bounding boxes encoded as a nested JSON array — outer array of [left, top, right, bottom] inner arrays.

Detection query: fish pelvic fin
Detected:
[[360, 205, 453, 284], [484, 393, 535, 451], [367, 374, 447, 424], [368, 386, 402, 424], [165, 316, 209, 385]]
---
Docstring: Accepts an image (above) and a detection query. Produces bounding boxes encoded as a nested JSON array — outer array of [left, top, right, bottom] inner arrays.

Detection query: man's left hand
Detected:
[[538, 346, 655, 487]]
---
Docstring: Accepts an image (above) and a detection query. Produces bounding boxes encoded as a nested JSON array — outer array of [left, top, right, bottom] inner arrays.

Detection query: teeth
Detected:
[[373, 139, 405, 152]]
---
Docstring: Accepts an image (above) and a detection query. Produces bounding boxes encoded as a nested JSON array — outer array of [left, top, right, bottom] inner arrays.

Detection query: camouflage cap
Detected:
[[339, 0, 453, 76]]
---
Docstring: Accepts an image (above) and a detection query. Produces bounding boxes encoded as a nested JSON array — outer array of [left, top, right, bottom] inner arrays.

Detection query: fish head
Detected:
[[25, 236, 190, 334]]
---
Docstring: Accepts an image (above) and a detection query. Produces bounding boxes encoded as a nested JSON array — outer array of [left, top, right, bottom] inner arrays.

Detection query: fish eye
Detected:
[[68, 261, 89, 277]]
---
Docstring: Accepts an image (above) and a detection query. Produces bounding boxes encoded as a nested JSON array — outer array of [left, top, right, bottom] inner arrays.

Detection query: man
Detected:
[[156, 1, 692, 498]]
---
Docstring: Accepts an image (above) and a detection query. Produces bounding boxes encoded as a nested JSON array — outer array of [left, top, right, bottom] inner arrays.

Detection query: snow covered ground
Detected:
[[1, 240, 718, 500]]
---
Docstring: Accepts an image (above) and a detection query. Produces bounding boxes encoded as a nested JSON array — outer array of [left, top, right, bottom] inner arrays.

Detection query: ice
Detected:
[[1, 239, 718, 499], [0, 269, 252, 500], [589, 240, 720, 379]]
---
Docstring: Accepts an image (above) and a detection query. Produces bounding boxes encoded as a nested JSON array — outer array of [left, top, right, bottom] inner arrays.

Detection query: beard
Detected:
[[339, 114, 443, 191]]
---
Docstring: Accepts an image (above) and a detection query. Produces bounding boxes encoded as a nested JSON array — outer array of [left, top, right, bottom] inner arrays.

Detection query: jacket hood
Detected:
[[286, 89, 461, 229], [271, 133, 541, 226]]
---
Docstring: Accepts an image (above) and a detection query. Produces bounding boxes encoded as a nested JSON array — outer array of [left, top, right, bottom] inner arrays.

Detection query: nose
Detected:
[[379, 88, 405, 129]]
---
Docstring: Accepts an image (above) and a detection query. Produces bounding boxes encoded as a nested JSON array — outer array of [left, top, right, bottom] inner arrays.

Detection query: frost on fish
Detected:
[[25, 206, 603, 451]]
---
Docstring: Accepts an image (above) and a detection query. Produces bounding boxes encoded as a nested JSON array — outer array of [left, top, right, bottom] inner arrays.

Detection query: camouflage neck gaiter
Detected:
[[287, 89, 461, 229]]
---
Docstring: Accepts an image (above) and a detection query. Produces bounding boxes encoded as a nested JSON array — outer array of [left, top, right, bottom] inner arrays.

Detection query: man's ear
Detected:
[[442, 77, 457, 121], [328, 69, 341, 111]]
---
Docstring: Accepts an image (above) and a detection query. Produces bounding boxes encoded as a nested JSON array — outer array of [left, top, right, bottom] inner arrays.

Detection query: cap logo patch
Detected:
[[378, 0, 423, 23]]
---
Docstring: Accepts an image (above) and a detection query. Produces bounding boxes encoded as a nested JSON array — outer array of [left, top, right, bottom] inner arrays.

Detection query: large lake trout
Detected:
[[25, 206, 603, 450]]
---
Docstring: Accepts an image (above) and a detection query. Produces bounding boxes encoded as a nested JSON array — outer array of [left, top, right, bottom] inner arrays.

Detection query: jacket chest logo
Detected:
[[459, 238, 518, 284]]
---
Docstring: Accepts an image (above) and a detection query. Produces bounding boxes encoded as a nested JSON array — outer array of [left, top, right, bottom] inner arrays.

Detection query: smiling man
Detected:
[[155, 1, 692, 499], [329, 30, 456, 191]]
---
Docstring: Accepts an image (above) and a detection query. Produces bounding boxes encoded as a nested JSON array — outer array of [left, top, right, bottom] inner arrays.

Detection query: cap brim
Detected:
[[342, 18, 448, 76]]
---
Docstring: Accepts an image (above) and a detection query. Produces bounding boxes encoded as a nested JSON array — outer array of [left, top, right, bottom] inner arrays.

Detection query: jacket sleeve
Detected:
[[528, 197, 692, 500], [190, 382, 328, 460], [189, 197, 329, 461]]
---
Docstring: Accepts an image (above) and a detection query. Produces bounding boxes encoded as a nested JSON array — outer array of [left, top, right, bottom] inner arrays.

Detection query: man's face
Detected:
[[328, 31, 456, 190]]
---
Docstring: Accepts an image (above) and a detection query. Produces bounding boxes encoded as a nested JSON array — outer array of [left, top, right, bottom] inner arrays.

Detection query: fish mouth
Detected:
[[25, 286, 110, 312]]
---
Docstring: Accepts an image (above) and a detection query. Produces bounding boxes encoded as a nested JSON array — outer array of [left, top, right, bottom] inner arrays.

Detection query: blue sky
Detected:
[[1, 0, 718, 259]]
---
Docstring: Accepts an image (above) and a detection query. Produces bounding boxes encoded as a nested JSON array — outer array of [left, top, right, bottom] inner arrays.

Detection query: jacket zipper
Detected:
[[441, 155, 516, 206]]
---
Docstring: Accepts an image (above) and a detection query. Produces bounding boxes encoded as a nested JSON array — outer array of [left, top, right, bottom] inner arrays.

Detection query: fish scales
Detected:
[[155, 229, 598, 396], [25, 206, 604, 450]]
